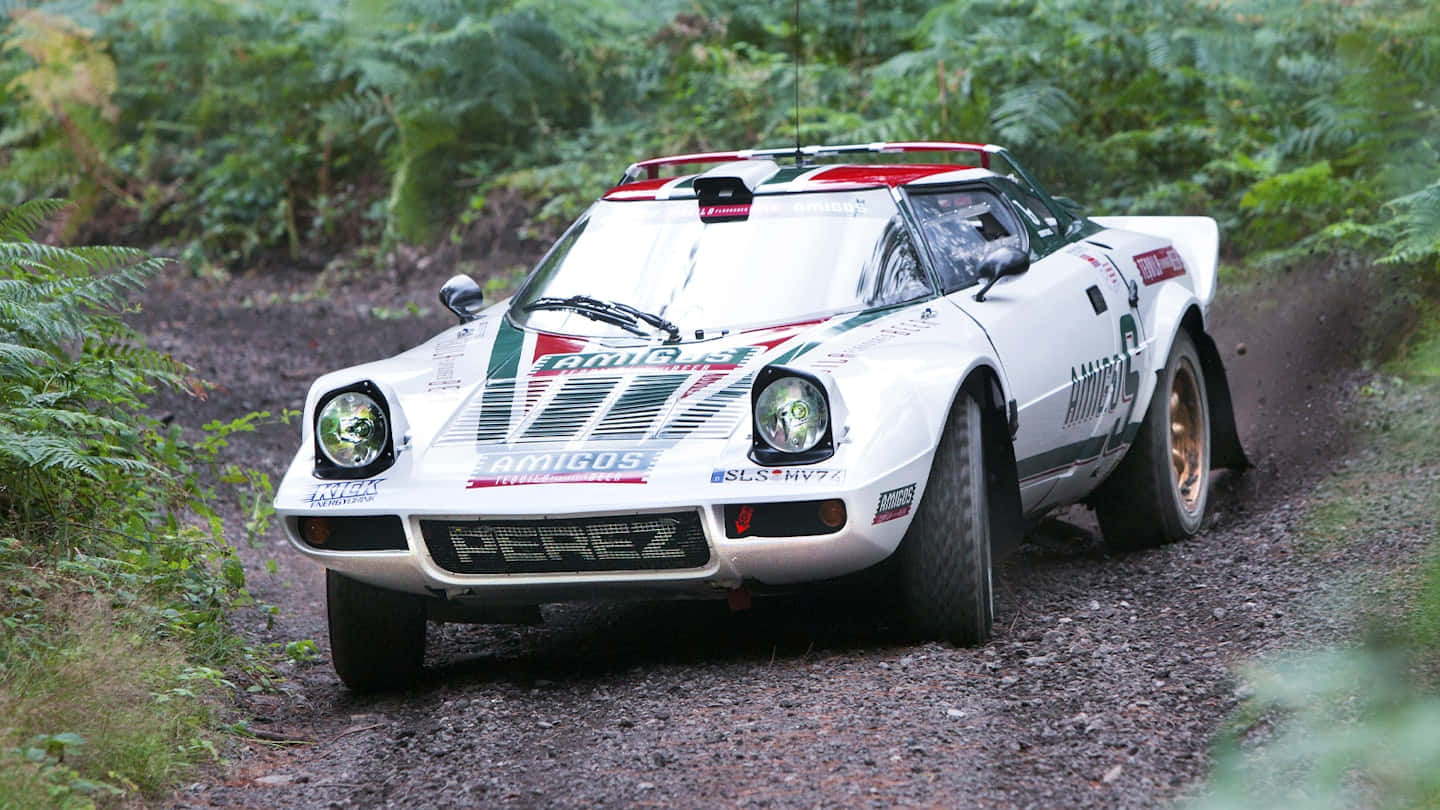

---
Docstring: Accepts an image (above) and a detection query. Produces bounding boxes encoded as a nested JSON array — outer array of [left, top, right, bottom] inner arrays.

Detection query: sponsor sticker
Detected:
[[872, 483, 916, 524], [709, 468, 847, 484], [810, 315, 940, 371], [786, 197, 868, 217], [1064, 314, 1143, 429], [305, 479, 383, 508], [467, 449, 660, 488], [444, 520, 686, 565], [1072, 249, 1123, 294], [428, 322, 485, 393], [699, 203, 751, 222], [1133, 246, 1186, 285], [531, 346, 758, 376], [1064, 352, 1131, 427]]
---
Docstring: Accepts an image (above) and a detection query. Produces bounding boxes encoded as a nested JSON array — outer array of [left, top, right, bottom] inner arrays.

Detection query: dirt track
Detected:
[[135, 258, 1419, 808]]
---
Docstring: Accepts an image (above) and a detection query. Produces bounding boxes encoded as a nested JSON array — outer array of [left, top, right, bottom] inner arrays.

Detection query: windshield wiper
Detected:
[[606, 301, 682, 343], [524, 296, 648, 337], [524, 295, 681, 343]]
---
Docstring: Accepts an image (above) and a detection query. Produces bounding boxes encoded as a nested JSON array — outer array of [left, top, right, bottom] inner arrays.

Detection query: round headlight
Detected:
[[317, 392, 388, 468], [755, 376, 829, 453]]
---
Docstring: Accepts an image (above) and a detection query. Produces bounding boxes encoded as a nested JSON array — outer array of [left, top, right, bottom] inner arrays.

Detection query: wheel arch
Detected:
[[959, 366, 1025, 557], [1179, 307, 1250, 470]]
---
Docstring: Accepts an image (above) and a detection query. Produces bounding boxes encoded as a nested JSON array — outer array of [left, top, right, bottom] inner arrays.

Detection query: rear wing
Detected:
[[619, 141, 1067, 224], [619, 141, 1032, 184]]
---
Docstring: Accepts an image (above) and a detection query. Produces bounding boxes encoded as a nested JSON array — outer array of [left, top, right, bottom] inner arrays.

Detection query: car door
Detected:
[[905, 183, 1121, 514], [995, 177, 1147, 505]]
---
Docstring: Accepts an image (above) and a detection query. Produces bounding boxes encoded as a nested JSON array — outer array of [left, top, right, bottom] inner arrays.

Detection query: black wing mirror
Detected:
[[439, 274, 486, 322], [972, 246, 1030, 302]]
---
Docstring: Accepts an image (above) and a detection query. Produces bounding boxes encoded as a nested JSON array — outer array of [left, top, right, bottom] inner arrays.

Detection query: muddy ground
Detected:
[[131, 254, 1423, 809]]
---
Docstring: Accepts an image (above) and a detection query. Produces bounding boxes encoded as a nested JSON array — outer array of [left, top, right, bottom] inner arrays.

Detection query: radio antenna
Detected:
[[793, 0, 802, 164]]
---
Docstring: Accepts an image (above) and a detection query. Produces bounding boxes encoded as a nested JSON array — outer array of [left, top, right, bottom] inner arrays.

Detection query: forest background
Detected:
[[3, 0, 1438, 270], [0, 0, 1438, 806]]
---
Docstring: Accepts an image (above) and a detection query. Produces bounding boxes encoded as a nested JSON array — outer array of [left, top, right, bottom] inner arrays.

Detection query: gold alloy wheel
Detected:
[[1169, 359, 1205, 515]]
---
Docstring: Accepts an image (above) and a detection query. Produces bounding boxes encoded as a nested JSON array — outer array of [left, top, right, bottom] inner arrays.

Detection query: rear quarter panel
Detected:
[[1069, 217, 1217, 489]]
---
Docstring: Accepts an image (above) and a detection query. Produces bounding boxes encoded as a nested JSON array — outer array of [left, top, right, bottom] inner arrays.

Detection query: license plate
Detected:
[[420, 512, 710, 574]]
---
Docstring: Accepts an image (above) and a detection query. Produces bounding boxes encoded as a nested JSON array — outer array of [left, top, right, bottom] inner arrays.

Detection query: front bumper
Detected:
[[275, 450, 934, 604]]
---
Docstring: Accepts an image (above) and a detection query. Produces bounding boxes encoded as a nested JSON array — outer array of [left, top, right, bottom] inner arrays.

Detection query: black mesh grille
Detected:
[[420, 512, 710, 575]]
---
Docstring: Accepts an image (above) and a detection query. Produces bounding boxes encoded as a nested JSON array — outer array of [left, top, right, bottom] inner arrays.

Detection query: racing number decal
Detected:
[[1100, 314, 1141, 456], [1018, 312, 1145, 484]]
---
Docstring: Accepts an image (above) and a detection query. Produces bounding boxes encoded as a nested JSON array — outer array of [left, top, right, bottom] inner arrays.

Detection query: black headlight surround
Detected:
[[313, 379, 396, 480], [749, 365, 836, 466]]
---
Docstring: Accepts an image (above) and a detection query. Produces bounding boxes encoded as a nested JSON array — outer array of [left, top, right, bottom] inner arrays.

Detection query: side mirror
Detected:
[[972, 247, 1030, 302], [439, 274, 485, 322]]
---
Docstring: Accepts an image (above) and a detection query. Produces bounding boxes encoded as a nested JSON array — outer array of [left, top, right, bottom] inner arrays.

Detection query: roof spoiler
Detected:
[[615, 142, 1065, 236], [619, 141, 1011, 185]]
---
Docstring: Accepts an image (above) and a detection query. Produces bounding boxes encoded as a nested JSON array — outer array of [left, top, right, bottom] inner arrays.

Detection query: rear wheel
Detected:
[[897, 391, 993, 644], [327, 570, 427, 692], [1095, 329, 1211, 551]]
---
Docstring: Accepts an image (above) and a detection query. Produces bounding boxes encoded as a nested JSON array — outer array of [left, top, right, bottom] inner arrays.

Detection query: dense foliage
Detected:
[[1, 0, 1436, 268], [0, 199, 264, 804], [1193, 338, 1440, 809], [0, 2, 1437, 803]]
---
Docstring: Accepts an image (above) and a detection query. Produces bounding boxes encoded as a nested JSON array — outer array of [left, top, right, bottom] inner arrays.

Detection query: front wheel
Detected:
[[327, 570, 427, 692], [1094, 329, 1211, 551], [897, 391, 993, 645]]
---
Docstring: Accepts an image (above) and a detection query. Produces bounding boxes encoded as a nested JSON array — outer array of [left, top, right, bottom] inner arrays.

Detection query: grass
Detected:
[[0, 536, 229, 808], [1386, 308, 1440, 382], [1189, 293, 1440, 809], [1298, 377, 1440, 552]]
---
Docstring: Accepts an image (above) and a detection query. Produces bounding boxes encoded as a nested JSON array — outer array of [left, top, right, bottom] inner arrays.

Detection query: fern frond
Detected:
[[1381, 179, 1440, 266], [0, 199, 70, 242], [992, 83, 1077, 146], [0, 341, 57, 369], [0, 428, 108, 480]]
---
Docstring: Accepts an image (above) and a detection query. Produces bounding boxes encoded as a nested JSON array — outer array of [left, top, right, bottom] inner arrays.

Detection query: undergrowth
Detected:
[[1, 0, 1436, 271], [0, 199, 273, 807], [1192, 297, 1440, 809]]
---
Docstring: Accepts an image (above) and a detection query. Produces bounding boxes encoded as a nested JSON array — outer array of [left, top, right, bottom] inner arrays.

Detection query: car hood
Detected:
[[282, 299, 996, 510], [325, 311, 881, 489]]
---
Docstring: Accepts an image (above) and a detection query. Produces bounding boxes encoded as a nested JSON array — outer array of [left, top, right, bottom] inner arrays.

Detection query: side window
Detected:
[[856, 215, 932, 308], [908, 189, 1024, 293], [995, 180, 1063, 256]]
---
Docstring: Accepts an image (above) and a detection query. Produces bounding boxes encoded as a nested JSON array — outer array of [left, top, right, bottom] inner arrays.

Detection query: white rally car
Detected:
[[274, 142, 1247, 690]]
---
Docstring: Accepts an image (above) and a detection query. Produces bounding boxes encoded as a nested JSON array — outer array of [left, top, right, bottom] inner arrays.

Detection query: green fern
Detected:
[[0, 197, 68, 240], [1382, 181, 1440, 268], [341, 2, 585, 243], [0, 199, 182, 521]]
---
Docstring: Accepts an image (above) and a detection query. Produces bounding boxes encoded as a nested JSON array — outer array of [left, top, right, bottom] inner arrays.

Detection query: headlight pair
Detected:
[[314, 381, 394, 479], [751, 367, 835, 465]]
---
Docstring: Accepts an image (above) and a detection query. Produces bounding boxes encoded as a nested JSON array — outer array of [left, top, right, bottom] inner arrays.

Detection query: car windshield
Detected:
[[511, 188, 931, 338]]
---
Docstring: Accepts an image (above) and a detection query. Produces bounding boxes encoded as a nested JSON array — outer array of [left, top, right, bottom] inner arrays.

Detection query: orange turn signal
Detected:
[[817, 499, 847, 529], [301, 517, 332, 546]]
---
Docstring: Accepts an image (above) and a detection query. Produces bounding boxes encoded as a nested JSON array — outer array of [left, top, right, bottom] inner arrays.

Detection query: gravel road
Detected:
[[134, 258, 1418, 809]]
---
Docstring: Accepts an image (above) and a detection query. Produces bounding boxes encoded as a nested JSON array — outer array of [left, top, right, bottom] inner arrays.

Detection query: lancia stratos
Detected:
[[273, 141, 1247, 690]]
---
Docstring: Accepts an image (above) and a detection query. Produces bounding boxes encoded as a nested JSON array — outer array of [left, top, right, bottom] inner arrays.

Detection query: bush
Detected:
[[0, 199, 265, 803], [1, 0, 1436, 269]]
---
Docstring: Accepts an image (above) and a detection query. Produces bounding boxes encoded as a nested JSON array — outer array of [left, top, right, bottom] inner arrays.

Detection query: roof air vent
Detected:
[[694, 160, 779, 223]]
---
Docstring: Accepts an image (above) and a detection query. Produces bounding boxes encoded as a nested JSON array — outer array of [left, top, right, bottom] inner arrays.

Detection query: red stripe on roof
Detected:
[[605, 161, 989, 199], [806, 164, 977, 188], [603, 177, 671, 200]]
